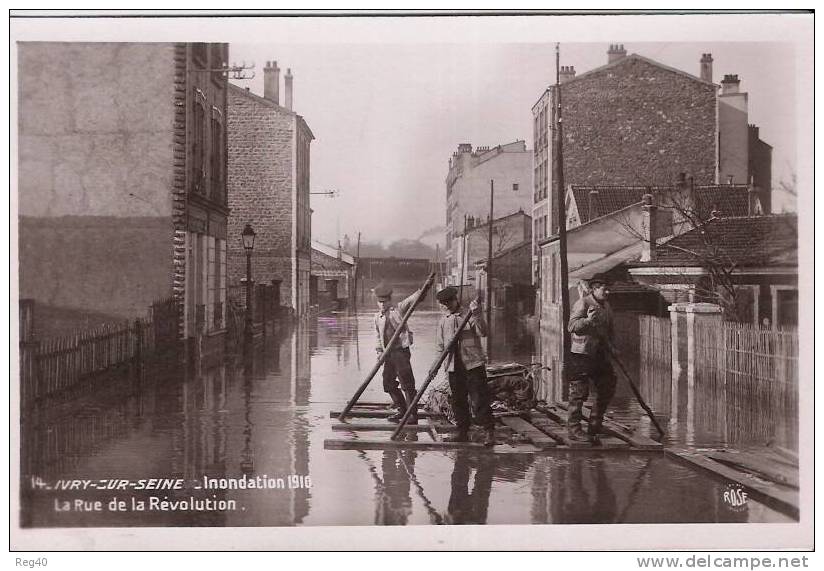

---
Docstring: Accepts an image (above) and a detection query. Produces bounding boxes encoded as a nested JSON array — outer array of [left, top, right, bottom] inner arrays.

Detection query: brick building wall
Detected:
[[558, 56, 717, 190], [227, 84, 313, 315]]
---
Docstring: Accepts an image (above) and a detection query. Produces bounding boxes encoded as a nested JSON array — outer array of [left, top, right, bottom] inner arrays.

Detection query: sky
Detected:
[[228, 38, 802, 246], [11, 13, 812, 247]]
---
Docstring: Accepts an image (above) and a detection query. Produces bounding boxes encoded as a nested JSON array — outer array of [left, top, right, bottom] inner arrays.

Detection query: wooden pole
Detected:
[[609, 348, 665, 437], [459, 214, 467, 305], [391, 298, 478, 440], [486, 179, 494, 360], [555, 44, 571, 377], [339, 272, 436, 421]]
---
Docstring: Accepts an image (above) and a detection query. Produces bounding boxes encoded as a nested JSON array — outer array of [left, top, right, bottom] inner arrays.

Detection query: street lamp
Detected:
[[242, 223, 256, 347]]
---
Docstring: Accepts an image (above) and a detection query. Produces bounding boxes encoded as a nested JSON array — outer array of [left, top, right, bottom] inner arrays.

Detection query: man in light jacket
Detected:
[[374, 283, 424, 424], [435, 286, 495, 446], [566, 274, 617, 444]]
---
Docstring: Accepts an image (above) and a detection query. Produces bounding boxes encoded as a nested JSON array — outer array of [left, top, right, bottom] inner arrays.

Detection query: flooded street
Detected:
[[20, 310, 794, 527]]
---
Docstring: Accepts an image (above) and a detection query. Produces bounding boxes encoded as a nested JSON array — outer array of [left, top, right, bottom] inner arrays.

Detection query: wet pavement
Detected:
[[20, 310, 795, 527]]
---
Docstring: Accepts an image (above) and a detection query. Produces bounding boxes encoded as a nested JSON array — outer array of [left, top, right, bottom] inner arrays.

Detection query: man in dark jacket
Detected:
[[566, 275, 617, 444]]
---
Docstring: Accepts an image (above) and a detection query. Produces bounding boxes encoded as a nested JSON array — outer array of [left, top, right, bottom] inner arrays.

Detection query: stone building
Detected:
[[18, 42, 230, 350], [531, 45, 773, 290], [453, 210, 532, 288], [445, 141, 532, 283], [310, 240, 356, 312], [227, 61, 314, 318]]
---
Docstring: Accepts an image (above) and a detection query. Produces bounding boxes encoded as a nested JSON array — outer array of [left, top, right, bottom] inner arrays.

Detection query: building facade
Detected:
[[451, 211, 532, 289], [310, 240, 356, 312], [18, 42, 230, 347], [445, 141, 532, 283], [531, 46, 774, 298], [227, 62, 314, 318]]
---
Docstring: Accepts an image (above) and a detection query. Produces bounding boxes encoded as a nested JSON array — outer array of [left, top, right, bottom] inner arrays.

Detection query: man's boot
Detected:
[[387, 389, 407, 423], [483, 426, 496, 447], [402, 389, 419, 425], [444, 428, 470, 443], [567, 424, 588, 442], [587, 417, 603, 445]]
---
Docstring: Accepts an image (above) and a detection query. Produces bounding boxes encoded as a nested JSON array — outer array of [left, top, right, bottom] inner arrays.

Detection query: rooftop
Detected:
[[631, 214, 797, 268]]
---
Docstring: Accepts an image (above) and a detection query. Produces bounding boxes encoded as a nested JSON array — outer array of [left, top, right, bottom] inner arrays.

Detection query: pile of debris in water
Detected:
[[423, 361, 538, 424]]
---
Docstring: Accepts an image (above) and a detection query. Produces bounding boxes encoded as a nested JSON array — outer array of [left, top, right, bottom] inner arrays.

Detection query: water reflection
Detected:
[[445, 450, 495, 524], [19, 310, 793, 528]]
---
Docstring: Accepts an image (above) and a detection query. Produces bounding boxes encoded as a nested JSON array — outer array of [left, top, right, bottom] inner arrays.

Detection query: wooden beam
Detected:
[[329, 410, 436, 419], [666, 449, 799, 520], [324, 438, 487, 451], [331, 423, 431, 432], [705, 450, 799, 489], [500, 416, 557, 448]]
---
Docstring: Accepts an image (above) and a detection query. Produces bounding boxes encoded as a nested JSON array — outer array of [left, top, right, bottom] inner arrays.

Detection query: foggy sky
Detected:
[[229, 40, 799, 246]]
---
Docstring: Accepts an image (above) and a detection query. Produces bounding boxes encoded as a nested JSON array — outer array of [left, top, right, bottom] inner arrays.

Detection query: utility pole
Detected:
[[486, 179, 494, 361], [354, 231, 361, 311], [555, 43, 571, 378]]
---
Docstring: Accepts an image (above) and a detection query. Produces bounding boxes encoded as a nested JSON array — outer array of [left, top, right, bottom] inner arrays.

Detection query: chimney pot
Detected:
[[588, 189, 600, 220], [700, 52, 713, 83], [608, 43, 627, 64], [263, 59, 280, 104], [721, 73, 741, 95], [641, 193, 659, 262], [559, 65, 576, 84], [285, 67, 294, 111]]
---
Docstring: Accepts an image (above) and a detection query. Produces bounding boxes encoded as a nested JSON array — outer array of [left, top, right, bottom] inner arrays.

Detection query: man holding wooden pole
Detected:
[[374, 283, 425, 424], [435, 286, 495, 446], [566, 274, 617, 444]]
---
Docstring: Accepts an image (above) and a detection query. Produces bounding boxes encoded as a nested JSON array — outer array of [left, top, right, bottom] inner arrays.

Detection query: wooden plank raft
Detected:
[[538, 403, 663, 450], [327, 403, 664, 453]]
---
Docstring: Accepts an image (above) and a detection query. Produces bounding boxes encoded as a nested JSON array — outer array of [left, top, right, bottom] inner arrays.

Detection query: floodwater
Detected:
[[19, 310, 795, 527]]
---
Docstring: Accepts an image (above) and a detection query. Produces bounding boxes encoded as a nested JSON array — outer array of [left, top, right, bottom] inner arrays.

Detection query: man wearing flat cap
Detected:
[[435, 286, 495, 446], [374, 282, 426, 424], [566, 273, 617, 444]]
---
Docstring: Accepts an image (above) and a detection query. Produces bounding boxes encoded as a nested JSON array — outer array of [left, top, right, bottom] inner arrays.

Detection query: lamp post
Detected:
[[242, 223, 256, 348]]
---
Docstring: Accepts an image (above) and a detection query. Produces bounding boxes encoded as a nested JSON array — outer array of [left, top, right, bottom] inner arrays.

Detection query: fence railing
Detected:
[[21, 319, 148, 406], [19, 297, 181, 408], [639, 315, 672, 412], [694, 321, 798, 447]]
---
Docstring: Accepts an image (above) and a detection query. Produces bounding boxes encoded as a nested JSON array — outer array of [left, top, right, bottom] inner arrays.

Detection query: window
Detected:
[[210, 112, 224, 202], [192, 102, 206, 194], [513, 183, 519, 192], [192, 43, 208, 67]]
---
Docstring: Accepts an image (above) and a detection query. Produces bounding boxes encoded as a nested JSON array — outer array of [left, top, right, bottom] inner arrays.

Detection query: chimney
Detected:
[[607, 44, 627, 64], [640, 193, 658, 262], [285, 68, 293, 111], [559, 65, 576, 84], [700, 53, 713, 83], [721, 74, 741, 95], [263, 60, 280, 104], [588, 189, 599, 220], [748, 185, 761, 216]]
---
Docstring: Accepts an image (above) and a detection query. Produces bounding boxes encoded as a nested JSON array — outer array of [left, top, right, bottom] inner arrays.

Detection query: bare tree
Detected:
[[614, 186, 769, 323]]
